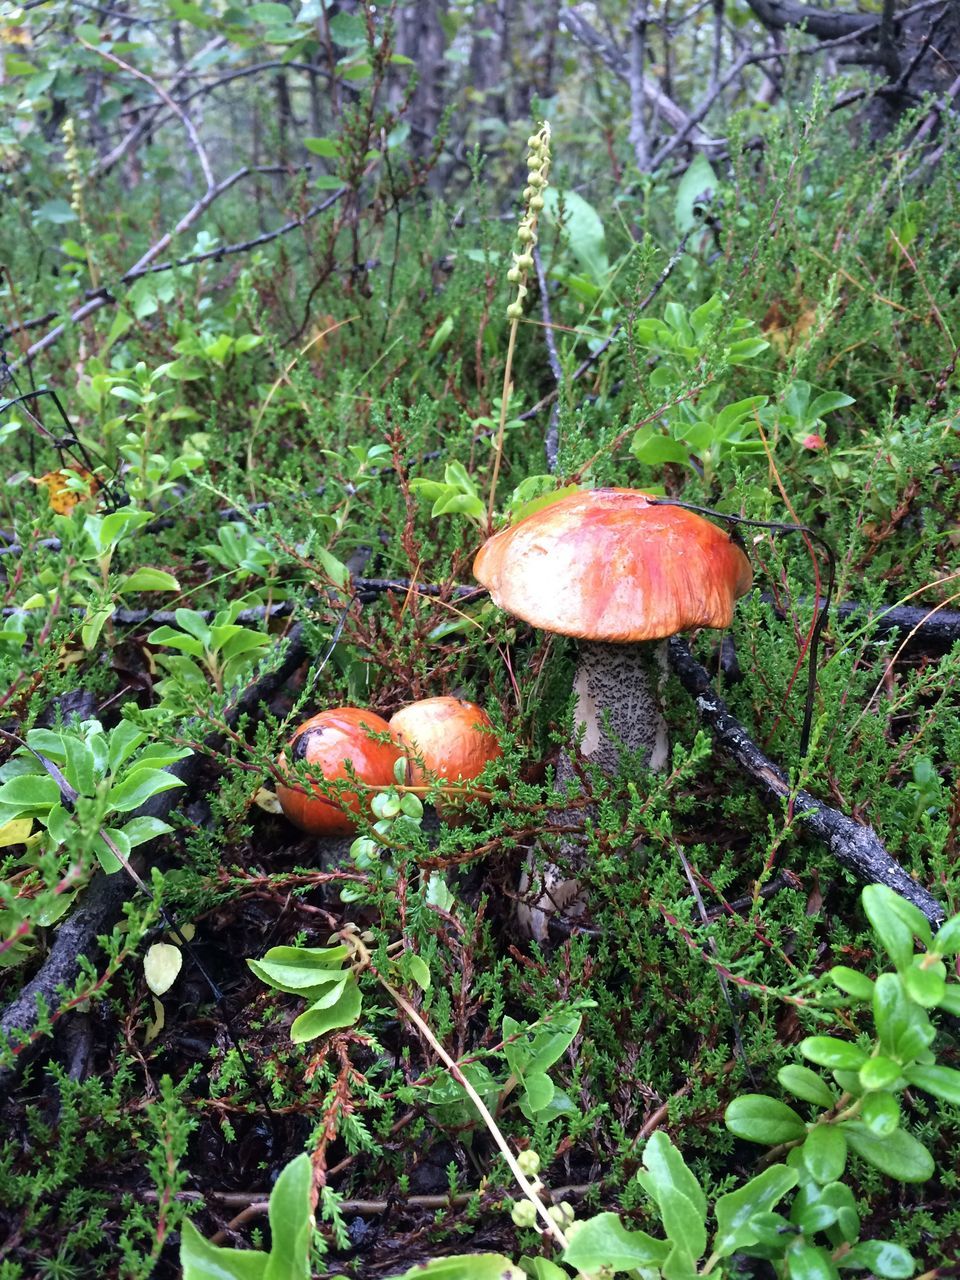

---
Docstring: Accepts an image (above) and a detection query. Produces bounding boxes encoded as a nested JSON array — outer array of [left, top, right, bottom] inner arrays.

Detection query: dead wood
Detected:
[[667, 637, 947, 927]]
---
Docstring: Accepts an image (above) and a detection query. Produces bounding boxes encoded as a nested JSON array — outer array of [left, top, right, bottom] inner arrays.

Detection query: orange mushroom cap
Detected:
[[389, 697, 502, 789], [276, 707, 402, 836], [473, 488, 752, 642]]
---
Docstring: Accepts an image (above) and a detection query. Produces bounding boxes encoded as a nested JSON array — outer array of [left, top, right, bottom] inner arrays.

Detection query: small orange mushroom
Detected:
[[276, 707, 403, 836], [389, 697, 502, 814]]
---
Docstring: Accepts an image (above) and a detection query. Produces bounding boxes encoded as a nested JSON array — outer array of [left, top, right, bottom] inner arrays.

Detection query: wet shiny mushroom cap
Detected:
[[473, 488, 752, 641]]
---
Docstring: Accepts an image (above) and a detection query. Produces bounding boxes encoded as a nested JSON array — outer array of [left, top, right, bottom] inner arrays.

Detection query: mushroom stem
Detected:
[[521, 641, 671, 942], [571, 639, 670, 775]]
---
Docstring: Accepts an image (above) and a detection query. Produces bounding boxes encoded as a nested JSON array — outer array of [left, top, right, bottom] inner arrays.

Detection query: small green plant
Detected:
[[147, 603, 275, 708], [195, 884, 960, 1277], [0, 718, 191, 962]]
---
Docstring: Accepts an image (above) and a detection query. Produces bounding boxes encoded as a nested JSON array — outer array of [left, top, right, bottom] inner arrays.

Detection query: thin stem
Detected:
[[346, 931, 567, 1249], [487, 317, 520, 530]]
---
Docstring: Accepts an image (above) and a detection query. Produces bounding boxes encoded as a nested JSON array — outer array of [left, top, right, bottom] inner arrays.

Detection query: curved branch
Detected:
[[668, 639, 946, 926], [743, 0, 876, 39]]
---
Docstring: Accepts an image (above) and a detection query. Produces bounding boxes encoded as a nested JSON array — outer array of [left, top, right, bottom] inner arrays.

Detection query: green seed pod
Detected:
[[506, 302, 524, 321], [517, 225, 534, 243], [529, 195, 544, 211], [507, 266, 521, 283]]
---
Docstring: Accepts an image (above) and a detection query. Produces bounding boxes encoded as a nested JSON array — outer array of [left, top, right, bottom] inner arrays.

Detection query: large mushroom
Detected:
[[473, 488, 752, 932]]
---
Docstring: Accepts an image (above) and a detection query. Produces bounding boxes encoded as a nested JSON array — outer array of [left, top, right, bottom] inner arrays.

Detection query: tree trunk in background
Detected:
[[396, 0, 449, 158]]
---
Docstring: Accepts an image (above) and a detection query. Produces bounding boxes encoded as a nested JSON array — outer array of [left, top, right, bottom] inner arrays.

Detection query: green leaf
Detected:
[[800, 1037, 868, 1071], [290, 975, 362, 1043], [315, 175, 345, 190], [264, 1153, 313, 1280], [777, 1065, 836, 1108], [725, 1095, 807, 1144], [35, 198, 77, 225], [932, 914, 960, 955], [631, 428, 691, 466], [675, 154, 718, 233], [712, 1164, 798, 1257], [519, 1072, 554, 1117], [904, 1063, 960, 1105], [118, 567, 180, 594], [837, 1239, 915, 1278], [82, 606, 114, 651], [0, 774, 60, 811], [873, 972, 936, 1061], [180, 1217, 268, 1279], [121, 815, 174, 847], [542, 188, 609, 280], [640, 1130, 707, 1224], [785, 1242, 840, 1280], [863, 884, 930, 966], [304, 136, 340, 157], [407, 953, 431, 991], [395, 1258, 525, 1279], [328, 11, 367, 45], [107, 768, 185, 813], [827, 966, 875, 1001], [562, 1212, 671, 1272], [861, 1091, 899, 1136], [858, 1056, 903, 1090], [843, 1121, 934, 1182], [802, 1125, 847, 1184], [808, 391, 855, 418], [902, 960, 946, 1008], [247, 945, 350, 994]]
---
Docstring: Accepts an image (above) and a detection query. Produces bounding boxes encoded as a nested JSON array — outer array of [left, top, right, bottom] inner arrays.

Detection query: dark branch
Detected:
[[743, 0, 876, 39], [668, 639, 946, 926]]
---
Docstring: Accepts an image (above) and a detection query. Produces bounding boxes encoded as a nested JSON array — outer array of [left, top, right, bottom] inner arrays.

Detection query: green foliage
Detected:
[[1, 12, 959, 1272]]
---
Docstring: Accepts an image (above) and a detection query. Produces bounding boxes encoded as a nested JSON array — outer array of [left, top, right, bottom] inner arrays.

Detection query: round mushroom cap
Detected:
[[390, 696, 502, 786], [276, 707, 403, 836], [473, 488, 752, 642]]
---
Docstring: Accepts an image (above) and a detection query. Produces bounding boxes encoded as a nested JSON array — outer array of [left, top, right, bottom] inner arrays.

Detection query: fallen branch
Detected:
[[667, 638, 946, 926]]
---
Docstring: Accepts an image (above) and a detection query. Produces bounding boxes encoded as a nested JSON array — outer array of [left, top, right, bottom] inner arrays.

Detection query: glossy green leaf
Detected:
[[800, 1037, 867, 1071], [562, 1212, 671, 1272], [931, 914, 960, 955], [904, 1063, 960, 1105], [785, 1242, 840, 1280], [263, 1152, 313, 1280], [860, 1090, 900, 1136], [290, 975, 361, 1043], [858, 1056, 903, 1091], [542, 188, 609, 279], [843, 1121, 933, 1182], [107, 768, 185, 812], [802, 1125, 847, 1184], [837, 1239, 916, 1277], [713, 1164, 798, 1256], [827, 966, 875, 1001], [247, 944, 350, 994], [902, 960, 946, 1008], [777, 1065, 836, 1108], [725, 1095, 807, 1144], [180, 1217, 268, 1279]]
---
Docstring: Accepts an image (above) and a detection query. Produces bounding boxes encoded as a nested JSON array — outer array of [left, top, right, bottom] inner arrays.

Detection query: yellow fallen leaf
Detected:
[[0, 818, 33, 848]]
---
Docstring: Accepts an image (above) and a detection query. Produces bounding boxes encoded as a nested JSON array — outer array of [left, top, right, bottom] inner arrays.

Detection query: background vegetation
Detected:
[[0, 1, 958, 1277]]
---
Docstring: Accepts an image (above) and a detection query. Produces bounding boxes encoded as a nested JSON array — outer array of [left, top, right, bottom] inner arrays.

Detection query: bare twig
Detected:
[[79, 38, 214, 192]]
